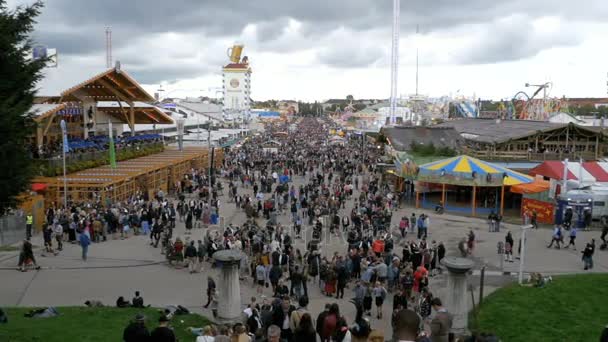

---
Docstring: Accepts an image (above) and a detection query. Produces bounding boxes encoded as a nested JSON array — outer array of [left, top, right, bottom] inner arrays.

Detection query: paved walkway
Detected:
[[2, 173, 607, 335]]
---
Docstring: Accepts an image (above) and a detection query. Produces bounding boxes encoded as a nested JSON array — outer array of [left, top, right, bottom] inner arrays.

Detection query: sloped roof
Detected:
[[58, 67, 154, 102], [529, 161, 576, 180], [436, 119, 568, 144], [28, 103, 67, 122], [97, 101, 173, 124], [382, 126, 462, 151]]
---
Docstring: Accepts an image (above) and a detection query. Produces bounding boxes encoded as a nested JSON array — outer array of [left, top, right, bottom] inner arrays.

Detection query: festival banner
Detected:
[[521, 197, 554, 224]]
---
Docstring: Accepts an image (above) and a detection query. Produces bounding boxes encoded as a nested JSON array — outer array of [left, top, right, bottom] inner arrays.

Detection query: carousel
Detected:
[[416, 155, 533, 216]]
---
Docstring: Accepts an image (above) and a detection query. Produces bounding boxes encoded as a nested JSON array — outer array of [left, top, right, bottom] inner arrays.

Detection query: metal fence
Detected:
[[0, 214, 26, 246]]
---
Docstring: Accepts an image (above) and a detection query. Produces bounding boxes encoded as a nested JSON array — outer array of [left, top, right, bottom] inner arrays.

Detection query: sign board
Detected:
[[31, 46, 58, 67], [521, 198, 554, 224]]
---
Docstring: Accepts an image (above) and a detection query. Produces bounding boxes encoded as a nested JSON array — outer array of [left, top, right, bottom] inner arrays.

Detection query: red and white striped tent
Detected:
[[529, 161, 608, 187]]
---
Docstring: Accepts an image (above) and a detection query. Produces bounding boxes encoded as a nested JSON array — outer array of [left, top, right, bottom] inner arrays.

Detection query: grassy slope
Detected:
[[1, 307, 210, 342], [475, 274, 608, 342]]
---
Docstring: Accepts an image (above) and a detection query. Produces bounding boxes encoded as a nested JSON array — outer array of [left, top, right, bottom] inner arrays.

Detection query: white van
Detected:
[[565, 189, 608, 221]]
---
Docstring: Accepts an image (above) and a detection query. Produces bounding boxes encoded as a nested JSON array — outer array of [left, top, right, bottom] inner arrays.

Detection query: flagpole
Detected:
[[60, 119, 68, 209], [108, 121, 116, 168]]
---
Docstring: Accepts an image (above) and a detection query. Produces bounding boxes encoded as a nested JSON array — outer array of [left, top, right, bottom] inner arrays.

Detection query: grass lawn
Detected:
[[0, 245, 22, 252], [0, 307, 211, 342], [474, 274, 608, 342]]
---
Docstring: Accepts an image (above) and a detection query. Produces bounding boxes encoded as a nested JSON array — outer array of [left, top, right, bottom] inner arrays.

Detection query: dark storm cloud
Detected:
[[7, 0, 604, 86], [451, 15, 583, 65], [31, 0, 601, 54]]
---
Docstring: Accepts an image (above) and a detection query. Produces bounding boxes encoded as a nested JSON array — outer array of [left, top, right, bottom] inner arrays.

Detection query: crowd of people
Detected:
[[143, 117, 459, 342], [17, 116, 516, 341]]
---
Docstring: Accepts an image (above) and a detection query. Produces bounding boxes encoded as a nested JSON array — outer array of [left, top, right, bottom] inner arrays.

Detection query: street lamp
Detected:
[[519, 224, 533, 284]]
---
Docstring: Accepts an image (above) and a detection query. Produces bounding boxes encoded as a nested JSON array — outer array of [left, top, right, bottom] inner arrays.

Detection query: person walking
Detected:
[[531, 210, 538, 229], [185, 241, 198, 274], [79, 231, 91, 261], [505, 231, 514, 262], [547, 225, 563, 249], [203, 277, 216, 308], [565, 226, 577, 250], [53, 221, 64, 251], [430, 297, 452, 342], [25, 213, 33, 240], [582, 240, 595, 270], [372, 281, 387, 319]]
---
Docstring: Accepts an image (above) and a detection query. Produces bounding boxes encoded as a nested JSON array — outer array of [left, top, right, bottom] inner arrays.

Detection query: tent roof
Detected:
[[419, 155, 533, 186], [582, 162, 608, 182], [511, 178, 550, 194], [529, 161, 576, 180], [58, 67, 154, 102]]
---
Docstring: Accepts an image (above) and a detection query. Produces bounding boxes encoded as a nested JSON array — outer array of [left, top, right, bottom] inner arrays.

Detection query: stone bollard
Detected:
[[212, 249, 244, 324], [441, 256, 475, 336]]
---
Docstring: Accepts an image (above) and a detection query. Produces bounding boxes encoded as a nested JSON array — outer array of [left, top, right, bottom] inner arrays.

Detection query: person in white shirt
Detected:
[[53, 223, 64, 251]]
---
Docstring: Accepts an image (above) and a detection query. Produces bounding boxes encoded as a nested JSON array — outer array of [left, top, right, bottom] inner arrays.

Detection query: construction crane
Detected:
[[389, 0, 400, 124]]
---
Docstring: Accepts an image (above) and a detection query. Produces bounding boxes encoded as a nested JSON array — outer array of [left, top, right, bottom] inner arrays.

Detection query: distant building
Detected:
[[436, 118, 608, 161], [277, 101, 298, 115], [222, 45, 252, 117], [381, 126, 462, 152]]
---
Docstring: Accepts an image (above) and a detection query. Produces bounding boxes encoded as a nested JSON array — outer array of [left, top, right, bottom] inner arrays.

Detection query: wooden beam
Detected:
[[472, 185, 476, 217], [129, 105, 135, 133], [142, 110, 160, 123], [97, 78, 133, 128], [97, 78, 134, 105], [42, 114, 55, 136]]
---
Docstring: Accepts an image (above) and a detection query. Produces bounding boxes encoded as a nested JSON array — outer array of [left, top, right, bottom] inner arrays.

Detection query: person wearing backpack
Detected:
[[289, 296, 309, 332]]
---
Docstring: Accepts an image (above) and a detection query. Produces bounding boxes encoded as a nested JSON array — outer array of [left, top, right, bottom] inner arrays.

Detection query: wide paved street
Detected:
[[2, 169, 607, 335]]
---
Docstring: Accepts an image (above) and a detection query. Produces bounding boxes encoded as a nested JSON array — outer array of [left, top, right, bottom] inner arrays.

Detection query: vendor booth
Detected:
[[511, 179, 554, 224]]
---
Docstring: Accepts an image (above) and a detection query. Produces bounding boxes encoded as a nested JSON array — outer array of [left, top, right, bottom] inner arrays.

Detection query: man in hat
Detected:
[[123, 313, 150, 342], [150, 315, 176, 342]]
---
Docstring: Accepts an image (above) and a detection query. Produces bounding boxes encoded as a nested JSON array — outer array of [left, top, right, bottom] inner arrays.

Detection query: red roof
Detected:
[[529, 161, 576, 180], [223, 63, 249, 69], [582, 162, 608, 182]]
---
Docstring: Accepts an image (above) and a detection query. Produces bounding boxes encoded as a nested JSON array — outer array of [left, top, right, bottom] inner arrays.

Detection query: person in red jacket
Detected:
[[372, 238, 385, 257]]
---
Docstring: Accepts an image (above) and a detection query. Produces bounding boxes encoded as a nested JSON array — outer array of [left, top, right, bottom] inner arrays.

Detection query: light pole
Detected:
[[519, 224, 533, 284], [60, 119, 68, 209], [207, 126, 213, 218]]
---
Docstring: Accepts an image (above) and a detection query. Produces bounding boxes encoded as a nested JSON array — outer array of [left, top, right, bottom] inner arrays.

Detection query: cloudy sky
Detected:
[[8, 0, 608, 101]]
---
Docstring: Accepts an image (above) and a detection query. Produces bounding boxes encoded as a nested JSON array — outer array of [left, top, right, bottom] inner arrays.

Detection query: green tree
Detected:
[[0, 0, 47, 214]]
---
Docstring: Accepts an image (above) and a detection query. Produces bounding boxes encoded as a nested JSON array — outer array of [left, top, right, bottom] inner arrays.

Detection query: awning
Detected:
[[510, 179, 550, 194]]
